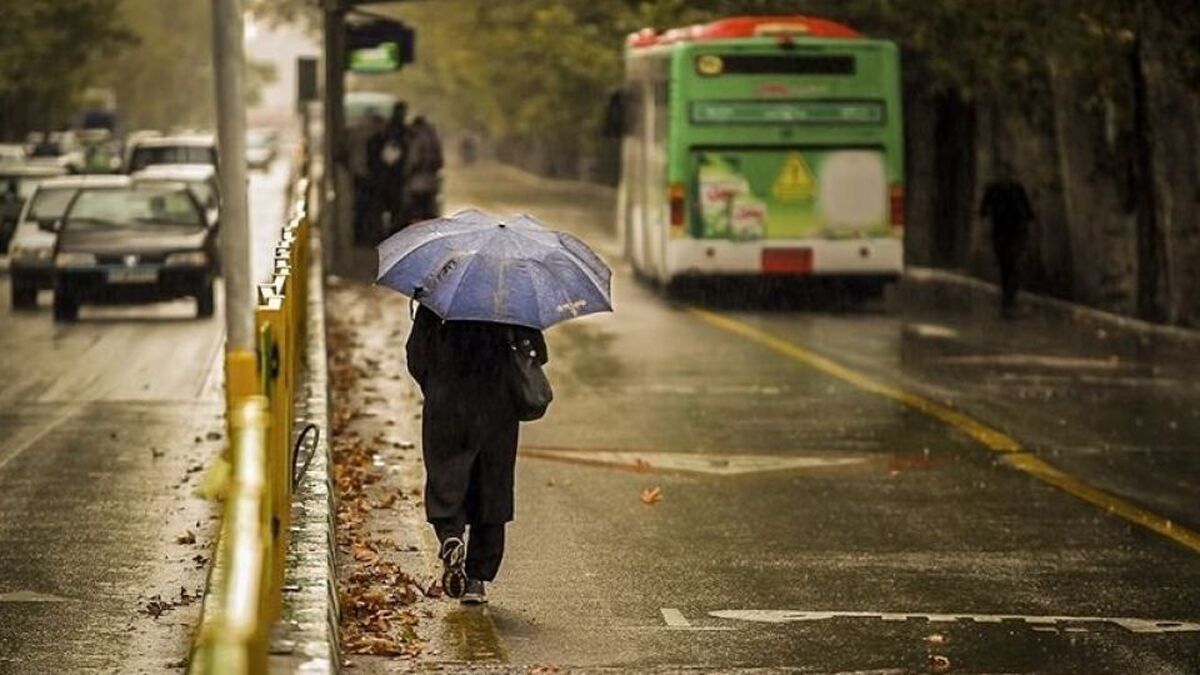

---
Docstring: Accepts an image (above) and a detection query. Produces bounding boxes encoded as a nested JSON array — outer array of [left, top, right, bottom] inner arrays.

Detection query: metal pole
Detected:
[[322, 1, 347, 272], [212, 0, 257, 397]]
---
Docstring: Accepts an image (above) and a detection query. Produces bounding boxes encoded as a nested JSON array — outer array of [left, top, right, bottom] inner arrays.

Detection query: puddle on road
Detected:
[[441, 607, 508, 663]]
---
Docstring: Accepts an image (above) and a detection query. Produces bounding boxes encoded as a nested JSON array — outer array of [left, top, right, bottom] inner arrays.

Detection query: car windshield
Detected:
[[128, 146, 215, 172], [28, 187, 77, 221], [187, 180, 216, 209], [66, 186, 203, 230]]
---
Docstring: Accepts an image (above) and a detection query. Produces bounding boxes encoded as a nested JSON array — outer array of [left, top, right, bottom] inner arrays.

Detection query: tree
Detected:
[[0, 0, 131, 139]]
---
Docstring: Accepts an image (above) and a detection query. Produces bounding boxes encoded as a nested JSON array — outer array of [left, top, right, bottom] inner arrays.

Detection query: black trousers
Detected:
[[407, 191, 438, 223], [993, 238, 1024, 309], [352, 177, 376, 245], [433, 521, 506, 582]]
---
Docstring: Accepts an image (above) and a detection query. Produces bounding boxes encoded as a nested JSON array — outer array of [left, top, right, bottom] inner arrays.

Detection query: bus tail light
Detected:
[[889, 183, 905, 233], [669, 183, 686, 230]]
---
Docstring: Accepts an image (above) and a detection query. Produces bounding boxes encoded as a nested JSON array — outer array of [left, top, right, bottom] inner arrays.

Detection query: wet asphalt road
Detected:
[[0, 160, 290, 673], [371, 163, 1200, 673]]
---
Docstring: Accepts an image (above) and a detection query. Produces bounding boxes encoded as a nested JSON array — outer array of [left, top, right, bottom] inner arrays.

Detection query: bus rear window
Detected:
[[698, 54, 855, 76]]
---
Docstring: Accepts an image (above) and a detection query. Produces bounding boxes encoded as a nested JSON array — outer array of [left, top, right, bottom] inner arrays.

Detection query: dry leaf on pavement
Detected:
[[640, 486, 663, 505]]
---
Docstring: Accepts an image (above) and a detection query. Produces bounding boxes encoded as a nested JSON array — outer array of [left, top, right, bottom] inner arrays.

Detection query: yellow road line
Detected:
[[688, 306, 1200, 556]]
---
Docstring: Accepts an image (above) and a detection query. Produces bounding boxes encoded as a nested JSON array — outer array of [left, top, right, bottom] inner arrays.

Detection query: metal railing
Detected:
[[190, 163, 315, 674]]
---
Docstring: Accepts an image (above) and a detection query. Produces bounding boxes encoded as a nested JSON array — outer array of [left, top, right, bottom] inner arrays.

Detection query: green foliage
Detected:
[[100, 0, 216, 132], [339, 0, 1197, 177], [0, 0, 132, 137], [100, 0, 279, 132]]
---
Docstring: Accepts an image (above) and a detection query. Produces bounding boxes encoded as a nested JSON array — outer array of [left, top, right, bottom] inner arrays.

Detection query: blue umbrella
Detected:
[[376, 208, 612, 329]]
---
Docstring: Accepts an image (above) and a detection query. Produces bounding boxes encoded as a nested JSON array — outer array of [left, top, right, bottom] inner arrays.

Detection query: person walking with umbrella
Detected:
[[377, 209, 612, 604]]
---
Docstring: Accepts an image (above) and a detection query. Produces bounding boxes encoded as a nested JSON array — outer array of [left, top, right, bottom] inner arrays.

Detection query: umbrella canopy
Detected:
[[376, 208, 612, 329]]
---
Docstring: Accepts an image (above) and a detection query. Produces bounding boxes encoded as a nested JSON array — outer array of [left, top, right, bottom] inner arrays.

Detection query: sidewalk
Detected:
[[895, 266, 1200, 359], [325, 277, 570, 673]]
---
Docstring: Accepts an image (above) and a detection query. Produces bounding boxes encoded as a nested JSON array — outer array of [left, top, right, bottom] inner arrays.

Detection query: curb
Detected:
[[898, 266, 1200, 351], [269, 230, 342, 674]]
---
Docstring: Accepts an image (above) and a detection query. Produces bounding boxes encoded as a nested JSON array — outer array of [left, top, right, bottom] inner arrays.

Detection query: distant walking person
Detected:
[[980, 163, 1035, 316], [403, 116, 444, 223], [406, 304, 548, 604]]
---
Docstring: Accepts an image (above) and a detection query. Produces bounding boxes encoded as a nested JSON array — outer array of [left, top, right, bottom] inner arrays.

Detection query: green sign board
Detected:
[[691, 101, 883, 125], [350, 42, 400, 74]]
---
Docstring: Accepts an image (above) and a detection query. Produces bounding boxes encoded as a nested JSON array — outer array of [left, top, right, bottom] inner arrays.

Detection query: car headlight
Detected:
[[165, 251, 208, 266], [55, 252, 97, 267]]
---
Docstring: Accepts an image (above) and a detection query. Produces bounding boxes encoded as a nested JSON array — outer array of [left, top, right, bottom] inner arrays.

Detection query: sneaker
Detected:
[[461, 579, 487, 605], [439, 537, 467, 599]]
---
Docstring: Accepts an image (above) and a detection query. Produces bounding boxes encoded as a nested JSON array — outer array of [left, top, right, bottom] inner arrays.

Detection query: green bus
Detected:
[[617, 15, 905, 289]]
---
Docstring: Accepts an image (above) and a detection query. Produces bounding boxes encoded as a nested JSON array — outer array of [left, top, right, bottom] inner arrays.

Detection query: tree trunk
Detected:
[[1046, 60, 1138, 313], [1138, 5, 1200, 326], [1129, 39, 1168, 322]]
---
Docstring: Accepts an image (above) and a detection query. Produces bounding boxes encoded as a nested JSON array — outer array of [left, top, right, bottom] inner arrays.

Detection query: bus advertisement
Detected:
[[617, 15, 905, 292]]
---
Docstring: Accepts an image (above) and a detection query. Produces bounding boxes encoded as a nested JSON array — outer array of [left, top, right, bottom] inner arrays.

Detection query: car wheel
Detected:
[[11, 282, 37, 309], [196, 283, 215, 318], [52, 292, 79, 322]]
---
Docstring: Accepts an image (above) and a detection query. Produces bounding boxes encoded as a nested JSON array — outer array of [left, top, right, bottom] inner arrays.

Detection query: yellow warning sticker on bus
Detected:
[[773, 153, 814, 201]]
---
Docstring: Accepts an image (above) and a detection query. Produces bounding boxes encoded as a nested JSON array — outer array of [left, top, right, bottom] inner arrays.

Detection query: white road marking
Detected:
[[523, 448, 868, 476], [0, 590, 69, 603], [709, 610, 1200, 634], [906, 323, 959, 339], [661, 608, 691, 627]]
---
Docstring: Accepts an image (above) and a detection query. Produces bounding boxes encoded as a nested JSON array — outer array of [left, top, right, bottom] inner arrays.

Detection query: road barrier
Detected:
[[190, 165, 316, 674]]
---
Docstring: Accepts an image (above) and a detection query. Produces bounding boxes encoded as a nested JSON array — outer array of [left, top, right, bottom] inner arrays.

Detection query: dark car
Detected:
[[9, 175, 131, 309], [53, 182, 218, 321]]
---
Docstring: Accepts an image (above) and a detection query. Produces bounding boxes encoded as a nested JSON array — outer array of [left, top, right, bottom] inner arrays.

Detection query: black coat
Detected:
[[980, 180, 1034, 248], [406, 305, 547, 525]]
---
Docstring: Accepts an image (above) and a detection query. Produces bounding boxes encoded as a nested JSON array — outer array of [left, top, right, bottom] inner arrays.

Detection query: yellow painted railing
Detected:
[[190, 165, 315, 673]]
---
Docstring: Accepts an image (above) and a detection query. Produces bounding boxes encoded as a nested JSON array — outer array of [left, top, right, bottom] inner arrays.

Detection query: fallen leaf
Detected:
[[640, 486, 663, 505], [351, 541, 379, 563]]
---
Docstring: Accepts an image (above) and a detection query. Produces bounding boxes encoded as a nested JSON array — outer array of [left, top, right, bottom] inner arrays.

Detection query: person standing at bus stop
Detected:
[[373, 102, 411, 236], [403, 115, 444, 223], [980, 163, 1035, 317]]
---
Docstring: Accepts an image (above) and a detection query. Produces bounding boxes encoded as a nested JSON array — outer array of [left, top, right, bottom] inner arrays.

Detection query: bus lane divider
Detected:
[[687, 307, 1200, 557]]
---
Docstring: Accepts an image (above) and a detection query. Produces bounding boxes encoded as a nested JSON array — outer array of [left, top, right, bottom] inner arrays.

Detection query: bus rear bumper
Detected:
[[663, 237, 903, 281]]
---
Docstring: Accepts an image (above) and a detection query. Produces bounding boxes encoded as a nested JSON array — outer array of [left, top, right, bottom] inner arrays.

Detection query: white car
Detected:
[[132, 164, 220, 222], [8, 174, 131, 309], [124, 135, 218, 174], [0, 144, 27, 164]]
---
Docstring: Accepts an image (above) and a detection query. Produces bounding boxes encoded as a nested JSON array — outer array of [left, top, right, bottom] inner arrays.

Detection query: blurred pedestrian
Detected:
[[349, 110, 385, 244], [406, 303, 548, 605], [458, 134, 477, 166], [375, 102, 410, 236], [403, 116, 443, 223], [980, 163, 1035, 317]]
